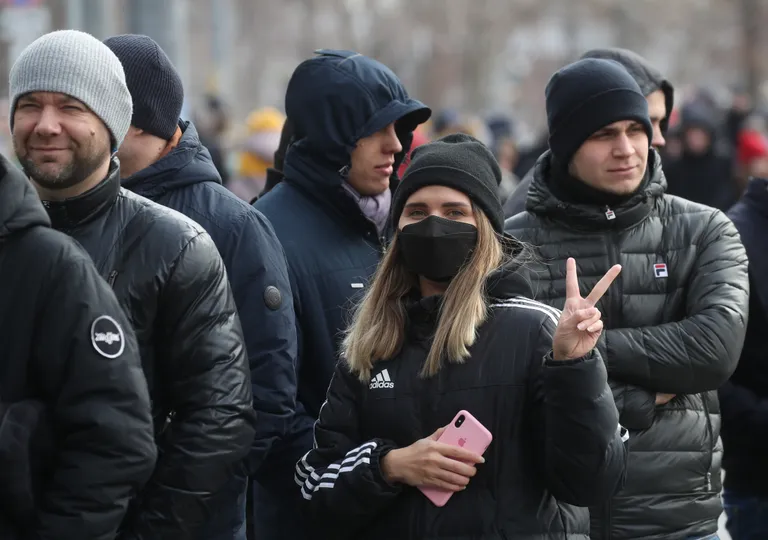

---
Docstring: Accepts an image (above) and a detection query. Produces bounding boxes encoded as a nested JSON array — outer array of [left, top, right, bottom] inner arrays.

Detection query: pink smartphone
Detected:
[[418, 410, 493, 507]]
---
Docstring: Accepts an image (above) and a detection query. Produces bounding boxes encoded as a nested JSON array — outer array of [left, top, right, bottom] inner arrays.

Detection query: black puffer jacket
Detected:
[[42, 158, 256, 539], [295, 266, 628, 539], [504, 150, 749, 540], [0, 155, 156, 540]]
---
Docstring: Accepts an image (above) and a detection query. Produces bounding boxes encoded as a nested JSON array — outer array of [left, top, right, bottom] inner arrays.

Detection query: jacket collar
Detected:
[[527, 149, 666, 231], [42, 158, 121, 231]]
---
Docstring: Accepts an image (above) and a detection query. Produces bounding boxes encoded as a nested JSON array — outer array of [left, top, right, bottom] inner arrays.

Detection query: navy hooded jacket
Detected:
[[252, 49, 430, 539], [121, 120, 298, 475], [721, 177, 768, 496]]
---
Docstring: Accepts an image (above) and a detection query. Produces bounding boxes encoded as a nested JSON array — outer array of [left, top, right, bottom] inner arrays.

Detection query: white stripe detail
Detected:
[[618, 424, 630, 443], [490, 301, 560, 326], [501, 296, 562, 319], [381, 369, 391, 382], [300, 442, 378, 500]]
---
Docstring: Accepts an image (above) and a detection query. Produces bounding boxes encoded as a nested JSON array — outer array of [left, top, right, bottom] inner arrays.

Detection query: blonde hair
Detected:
[[342, 208, 507, 382]]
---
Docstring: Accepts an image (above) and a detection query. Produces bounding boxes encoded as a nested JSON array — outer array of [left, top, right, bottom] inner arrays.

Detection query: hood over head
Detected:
[[581, 47, 675, 134], [284, 49, 431, 187], [0, 154, 50, 239]]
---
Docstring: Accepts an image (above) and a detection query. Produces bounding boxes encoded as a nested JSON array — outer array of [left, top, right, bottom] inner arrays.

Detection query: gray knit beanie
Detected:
[[9, 30, 133, 151]]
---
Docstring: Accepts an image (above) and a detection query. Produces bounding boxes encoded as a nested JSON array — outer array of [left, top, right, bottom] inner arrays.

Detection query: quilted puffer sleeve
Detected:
[[605, 210, 749, 395]]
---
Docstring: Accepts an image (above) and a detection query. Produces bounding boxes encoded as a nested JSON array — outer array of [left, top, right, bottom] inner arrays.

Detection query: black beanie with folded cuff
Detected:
[[391, 133, 505, 233], [545, 58, 653, 167]]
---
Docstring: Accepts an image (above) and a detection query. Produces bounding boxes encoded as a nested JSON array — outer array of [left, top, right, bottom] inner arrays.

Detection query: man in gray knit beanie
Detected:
[[9, 29, 257, 540], [10, 29, 132, 197]]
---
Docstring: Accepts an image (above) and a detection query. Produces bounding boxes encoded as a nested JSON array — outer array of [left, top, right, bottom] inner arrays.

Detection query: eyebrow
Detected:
[[404, 202, 471, 209]]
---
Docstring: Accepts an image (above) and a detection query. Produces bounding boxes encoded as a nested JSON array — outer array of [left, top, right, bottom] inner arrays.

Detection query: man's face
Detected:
[[12, 92, 111, 192], [646, 90, 667, 148], [347, 122, 403, 196], [684, 127, 711, 155], [569, 119, 649, 195]]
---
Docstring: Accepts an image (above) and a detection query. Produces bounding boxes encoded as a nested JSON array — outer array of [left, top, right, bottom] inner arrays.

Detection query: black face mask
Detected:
[[398, 216, 478, 282]]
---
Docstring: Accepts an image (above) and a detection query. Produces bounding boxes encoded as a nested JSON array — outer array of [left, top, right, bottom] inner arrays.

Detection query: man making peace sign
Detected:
[[506, 58, 749, 540]]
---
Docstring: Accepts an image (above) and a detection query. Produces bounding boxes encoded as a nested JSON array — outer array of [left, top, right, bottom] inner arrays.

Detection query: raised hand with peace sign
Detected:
[[552, 258, 622, 361]]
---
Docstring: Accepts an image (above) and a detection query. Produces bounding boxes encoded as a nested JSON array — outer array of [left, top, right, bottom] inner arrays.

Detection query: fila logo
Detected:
[[605, 208, 616, 220], [369, 369, 394, 390], [654, 263, 668, 278]]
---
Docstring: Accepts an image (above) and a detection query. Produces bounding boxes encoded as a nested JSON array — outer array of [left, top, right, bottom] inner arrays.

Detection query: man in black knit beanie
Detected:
[[104, 34, 301, 540], [505, 58, 748, 540]]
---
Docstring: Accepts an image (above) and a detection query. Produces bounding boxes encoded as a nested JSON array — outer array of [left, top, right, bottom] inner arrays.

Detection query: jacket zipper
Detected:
[[701, 392, 715, 491], [603, 213, 621, 540], [107, 270, 118, 288]]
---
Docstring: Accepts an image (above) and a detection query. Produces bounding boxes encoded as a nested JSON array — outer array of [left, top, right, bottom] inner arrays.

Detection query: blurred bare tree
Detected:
[[4, 0, 767, 137]]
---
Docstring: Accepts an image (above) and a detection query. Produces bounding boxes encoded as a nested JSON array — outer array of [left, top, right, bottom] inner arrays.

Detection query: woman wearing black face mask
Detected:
[[295, 134, 629, 540]]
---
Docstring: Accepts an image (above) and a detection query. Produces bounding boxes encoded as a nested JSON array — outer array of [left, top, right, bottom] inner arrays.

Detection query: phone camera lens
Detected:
[[455, 415, 465, 428]]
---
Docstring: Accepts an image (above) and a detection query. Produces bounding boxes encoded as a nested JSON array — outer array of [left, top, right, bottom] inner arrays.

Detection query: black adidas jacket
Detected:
[[42, 158, 256, 539], [295, 267, 628, 539], [0, 155, 156, 539]]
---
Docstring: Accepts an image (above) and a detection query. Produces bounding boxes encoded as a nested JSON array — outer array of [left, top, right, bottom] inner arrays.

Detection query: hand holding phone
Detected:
[[380, 410, 492, 507]]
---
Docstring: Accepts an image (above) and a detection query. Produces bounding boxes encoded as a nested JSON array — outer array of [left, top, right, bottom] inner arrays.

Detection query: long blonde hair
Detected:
[[342, 207, 506, 382]]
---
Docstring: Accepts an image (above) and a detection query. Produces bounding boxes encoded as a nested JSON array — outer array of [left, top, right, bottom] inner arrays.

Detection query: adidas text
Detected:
[[369, 380, 394, 389]]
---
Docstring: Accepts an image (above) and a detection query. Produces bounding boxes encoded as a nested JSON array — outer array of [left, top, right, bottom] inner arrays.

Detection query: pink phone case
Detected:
[[418, 410, 493, 507]]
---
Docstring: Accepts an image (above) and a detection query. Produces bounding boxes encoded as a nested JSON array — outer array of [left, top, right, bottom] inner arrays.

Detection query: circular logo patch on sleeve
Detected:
[[91, 315, 126, 358], [264, 286, 282, 311]]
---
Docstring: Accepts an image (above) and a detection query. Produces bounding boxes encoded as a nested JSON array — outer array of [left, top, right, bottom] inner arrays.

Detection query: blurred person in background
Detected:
[[105, 34, 298, 540], [504, 47, 674, 219], [10, 30, 256, 539], [725, 85, 754, 152], [505, 57, 748, 540], [664, 103, 739, 211], [297, 133, 628, 540], [196, 94, 231, 185], [721, 169, 768, 540], [733, 128, 768, 194], [396, 124, 429, 178], [253, 49, 430, 540], [228, 107, 285, 202], [259, 117, 295, 199]]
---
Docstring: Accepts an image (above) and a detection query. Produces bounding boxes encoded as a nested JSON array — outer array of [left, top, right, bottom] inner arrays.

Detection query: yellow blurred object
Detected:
[[238, 107, 286, 177], [246, 107, 285, 133], [239, 153, 271, 177]]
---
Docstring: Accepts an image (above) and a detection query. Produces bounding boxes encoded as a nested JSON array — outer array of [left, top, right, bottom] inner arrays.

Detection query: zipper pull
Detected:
[[605, 206, 616, 220], [706, 472, 712, 490], [107, 270, 118, 287]]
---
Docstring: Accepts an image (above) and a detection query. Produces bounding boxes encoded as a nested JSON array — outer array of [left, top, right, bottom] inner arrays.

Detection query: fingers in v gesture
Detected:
[[553, 258, 622, 361]]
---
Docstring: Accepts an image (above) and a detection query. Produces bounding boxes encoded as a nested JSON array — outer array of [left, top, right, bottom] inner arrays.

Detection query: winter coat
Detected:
[[0, 156, 156, 540], [297, 267, 628, 540], [123, 120, 297, 476], [252, 48, 430, 538], [43, 159, 256, 539], [504, 150, 749, 539], [721, 177, 768, 496]]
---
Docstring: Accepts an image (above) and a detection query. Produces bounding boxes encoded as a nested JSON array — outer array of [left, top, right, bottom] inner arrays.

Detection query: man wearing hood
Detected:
[[664, 103, 739, 211], [505, 58, 748, 539], [253, 49, 431, 539], [503, 47, 674, 218], [103, 34, 298, 539], [0, 154, 156, 539]]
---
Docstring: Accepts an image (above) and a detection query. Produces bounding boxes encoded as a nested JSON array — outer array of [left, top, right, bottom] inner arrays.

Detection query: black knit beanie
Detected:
[[546, 58, 652, 166], [392, 133, 504, 233], [103, 34, 184, 141]]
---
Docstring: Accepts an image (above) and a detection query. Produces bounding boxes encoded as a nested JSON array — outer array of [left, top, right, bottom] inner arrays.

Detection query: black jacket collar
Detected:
[[527, 150, 666, 231], [42, 158, 121, 231]]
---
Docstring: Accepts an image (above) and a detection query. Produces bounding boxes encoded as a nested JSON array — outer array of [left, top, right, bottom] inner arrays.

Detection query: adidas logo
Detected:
[[369, 369, 394, 390]]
